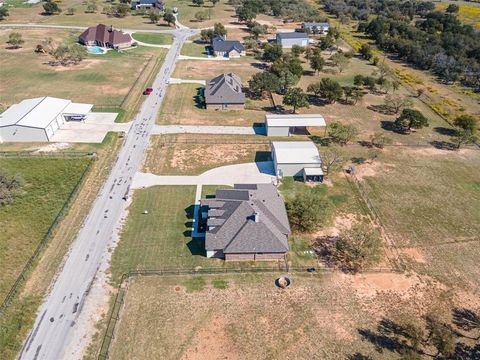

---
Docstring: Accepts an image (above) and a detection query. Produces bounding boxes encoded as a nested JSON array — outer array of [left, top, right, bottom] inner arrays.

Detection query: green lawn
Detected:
[[132, 33, 173, 45], [0, 157, 91, 302], [180, 41, 209, 57]]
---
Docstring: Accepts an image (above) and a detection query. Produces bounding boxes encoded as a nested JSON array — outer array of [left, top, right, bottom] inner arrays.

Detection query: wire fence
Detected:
[[0, 151, 96, 158], [343, 171, 407, 272], [0, 158, 95, 317]]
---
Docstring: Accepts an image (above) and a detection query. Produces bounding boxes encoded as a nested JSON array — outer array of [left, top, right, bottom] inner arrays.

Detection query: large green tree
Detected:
[[310, 52, 325, 74], [248, 72, 280, 107], [453, 114, 478, 133], [262, 43, 283, 62], [327, 122, 359, 145], [283, 87, 309, 113], [287, 191, 332, 233], [43, 0, 61, 15], [318, 78, 343, 103], [394, 108, 429, 133]]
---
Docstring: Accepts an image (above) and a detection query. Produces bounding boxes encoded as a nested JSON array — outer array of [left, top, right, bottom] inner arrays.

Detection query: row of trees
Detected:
[[232, 0, 323, 23], [361, 11, 480, 89]]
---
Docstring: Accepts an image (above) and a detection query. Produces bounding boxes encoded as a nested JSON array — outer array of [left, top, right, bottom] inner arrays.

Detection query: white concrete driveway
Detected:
[[151, 124, 264, 135], [51, 112, 131, 143], [132, 161, 276, 189], [169, 77, 206, 85]]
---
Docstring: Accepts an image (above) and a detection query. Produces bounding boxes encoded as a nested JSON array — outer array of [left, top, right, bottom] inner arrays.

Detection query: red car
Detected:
[[143, 87, 153, 95]]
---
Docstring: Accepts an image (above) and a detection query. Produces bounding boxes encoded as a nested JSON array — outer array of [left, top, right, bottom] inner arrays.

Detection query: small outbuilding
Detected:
[[276, 32, 309, 48], [0, 97, 93, 142], [265, 114, 326, 136], [302, 22, 330, 34], [271, 141, 323, 182]]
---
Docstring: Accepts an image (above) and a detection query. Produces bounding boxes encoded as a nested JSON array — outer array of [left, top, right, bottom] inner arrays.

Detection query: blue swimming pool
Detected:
[[87, 46, 106, 54]]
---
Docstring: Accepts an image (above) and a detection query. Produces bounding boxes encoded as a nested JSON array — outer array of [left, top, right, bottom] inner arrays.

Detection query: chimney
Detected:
[[254, 213, 259, 223], [109, 25, 113, 32]]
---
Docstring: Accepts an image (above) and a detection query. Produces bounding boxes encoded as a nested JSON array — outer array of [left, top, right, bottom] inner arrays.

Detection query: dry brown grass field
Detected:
[[143, 135, 270, 175], [0, 28, 166, 107], [109, 273, 480, 359]]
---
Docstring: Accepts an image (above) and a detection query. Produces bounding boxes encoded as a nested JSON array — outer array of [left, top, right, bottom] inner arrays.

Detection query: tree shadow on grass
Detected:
[[368, 104, 396, 115], [433, 126, 457, 137], [346, 354, 373, 360], [453, 308, 480, 339], [429, 140, 457, 151]]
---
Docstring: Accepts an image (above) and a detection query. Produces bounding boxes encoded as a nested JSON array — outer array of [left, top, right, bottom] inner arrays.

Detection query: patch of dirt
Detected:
[[49, 59, 104, 71], [314, 213, 359, 237], [182, 316, 240, 360], [169, 144, 260, 173], [401, 146, 478, 159], [174, 285, 185, 293], [399, 248, 426, 264], [32, 142, 72, 152], [354, 161, 396, 180]]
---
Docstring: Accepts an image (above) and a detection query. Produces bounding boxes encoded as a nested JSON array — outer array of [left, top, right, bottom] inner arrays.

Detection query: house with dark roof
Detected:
[[78, 24, 132, 49], [276, 32, 309, 48], [200, 184, 291, 261], [211, 35, 245, 58], [204, 73, 245, 110], [131, 0, 164, 10]]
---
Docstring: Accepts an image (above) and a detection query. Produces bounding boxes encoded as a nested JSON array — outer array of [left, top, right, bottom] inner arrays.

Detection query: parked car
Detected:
[[143, 87, 153, 95]]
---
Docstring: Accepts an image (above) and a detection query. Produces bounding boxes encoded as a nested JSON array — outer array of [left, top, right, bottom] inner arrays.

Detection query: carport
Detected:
[[265, 114, 326, 136]]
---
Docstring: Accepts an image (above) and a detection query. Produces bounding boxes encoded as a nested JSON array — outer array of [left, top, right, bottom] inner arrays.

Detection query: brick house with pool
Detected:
[[200, 184, 291, 261]]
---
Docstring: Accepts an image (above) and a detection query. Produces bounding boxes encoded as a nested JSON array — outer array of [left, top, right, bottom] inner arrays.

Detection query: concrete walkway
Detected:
[[132, 161, 276, 189], [151, 124, 265, 135], [169, 77, 206, 85], [134, 40, 171, 49]]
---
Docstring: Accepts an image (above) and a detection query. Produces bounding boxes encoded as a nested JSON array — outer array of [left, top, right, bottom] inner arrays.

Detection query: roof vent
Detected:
[[254, 213, 259, 223]]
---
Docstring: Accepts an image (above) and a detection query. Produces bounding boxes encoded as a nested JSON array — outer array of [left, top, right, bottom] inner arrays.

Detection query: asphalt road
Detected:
[[19, 27, 196, 360]]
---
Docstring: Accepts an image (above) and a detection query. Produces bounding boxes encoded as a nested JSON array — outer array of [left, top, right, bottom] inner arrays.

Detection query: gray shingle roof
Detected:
[[212, 36, 245, 53], [276, 32, 309, 40], [204, 73, 245, 105], [201, 184, 291, 254]]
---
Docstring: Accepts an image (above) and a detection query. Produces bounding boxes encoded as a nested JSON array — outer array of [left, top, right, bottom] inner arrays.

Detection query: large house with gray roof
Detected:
[[204, 73, 245, 110], [200, 184, 291, 261], [211, 35, 245, 58]]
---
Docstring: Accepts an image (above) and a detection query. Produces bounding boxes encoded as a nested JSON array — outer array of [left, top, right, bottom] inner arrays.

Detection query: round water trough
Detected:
[[275, 276, 291, 289]]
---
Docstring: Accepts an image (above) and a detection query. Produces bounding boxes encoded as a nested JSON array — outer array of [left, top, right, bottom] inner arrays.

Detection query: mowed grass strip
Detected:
[[110, 186, 204, 281], [0, 157, 91, 301], [131, 33, 173, 45]]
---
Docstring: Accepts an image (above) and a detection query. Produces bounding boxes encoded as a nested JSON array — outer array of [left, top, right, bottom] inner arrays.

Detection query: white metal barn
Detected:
[[271, 141, 323, 182], [0, 97, 93, 142], [265, 114, 326, 136]]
